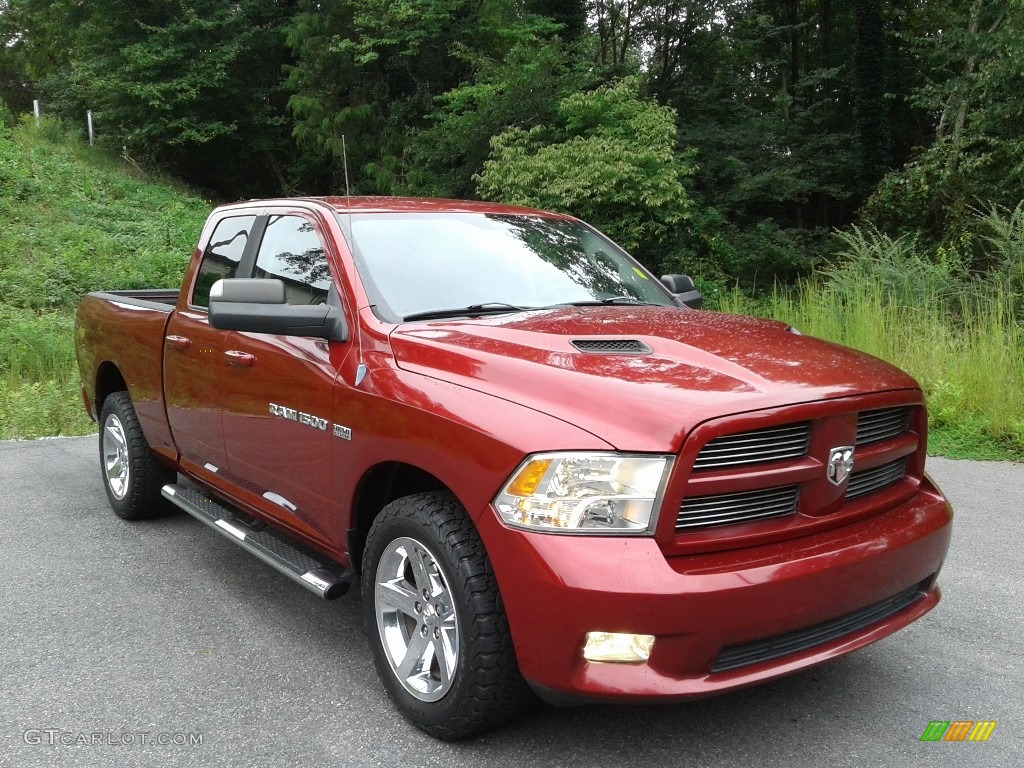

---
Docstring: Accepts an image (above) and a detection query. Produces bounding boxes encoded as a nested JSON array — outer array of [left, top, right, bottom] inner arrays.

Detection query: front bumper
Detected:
[[478, 475, 952, 703]]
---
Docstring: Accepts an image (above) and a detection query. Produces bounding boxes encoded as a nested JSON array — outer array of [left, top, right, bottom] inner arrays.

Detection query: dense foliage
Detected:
[[1, 0, 1021, 285]]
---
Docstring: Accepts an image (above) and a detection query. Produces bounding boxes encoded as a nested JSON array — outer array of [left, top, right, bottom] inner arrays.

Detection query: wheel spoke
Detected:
[[105, 424, 125, 448], [396, 630, 431, 680], [105, 456, 124, 481], [433, 632, 457, 687], [407, 545, 433, 596], [375, 577, 419, 618]]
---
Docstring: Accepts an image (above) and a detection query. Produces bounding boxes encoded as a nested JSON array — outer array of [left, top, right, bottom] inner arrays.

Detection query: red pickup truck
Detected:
[[76, 197, 953, 739]]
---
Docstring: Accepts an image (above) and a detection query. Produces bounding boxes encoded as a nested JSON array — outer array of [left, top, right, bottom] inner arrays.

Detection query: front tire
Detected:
[[98, 392, 174, 520], [362, 491, 530, 740]]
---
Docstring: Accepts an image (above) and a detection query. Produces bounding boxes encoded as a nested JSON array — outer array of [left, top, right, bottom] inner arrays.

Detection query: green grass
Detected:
[[0, 118, 209, 439], [719, 280, 1024, 462]]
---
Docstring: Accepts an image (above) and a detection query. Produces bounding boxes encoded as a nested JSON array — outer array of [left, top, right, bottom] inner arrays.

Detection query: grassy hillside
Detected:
[[0, 119, 209, 439]]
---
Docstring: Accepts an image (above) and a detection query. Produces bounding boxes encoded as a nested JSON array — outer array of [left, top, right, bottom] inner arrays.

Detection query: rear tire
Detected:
[[362, 491, 531, 740], [98, 392, 174, 520]]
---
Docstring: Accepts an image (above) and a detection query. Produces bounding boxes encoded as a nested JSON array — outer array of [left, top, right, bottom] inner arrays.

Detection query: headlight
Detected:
[[494, 453, 670, 534]]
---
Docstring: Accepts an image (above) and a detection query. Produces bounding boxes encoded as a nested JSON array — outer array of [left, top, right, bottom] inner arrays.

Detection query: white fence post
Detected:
[[87, 110, 94, 145], [33, 99, 40, 125]]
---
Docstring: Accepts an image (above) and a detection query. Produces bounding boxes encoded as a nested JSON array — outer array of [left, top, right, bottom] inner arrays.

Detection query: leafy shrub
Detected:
[[822, 225, 970, 308]]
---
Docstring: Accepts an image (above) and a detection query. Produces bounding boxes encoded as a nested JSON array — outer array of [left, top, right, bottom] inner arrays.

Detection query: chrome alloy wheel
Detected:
[[102, 413, 130, 501], [374, 536, 460, 702]]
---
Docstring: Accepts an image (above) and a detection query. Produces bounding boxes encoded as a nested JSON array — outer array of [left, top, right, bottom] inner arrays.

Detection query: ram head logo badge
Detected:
[[827, 446, 855, 486]]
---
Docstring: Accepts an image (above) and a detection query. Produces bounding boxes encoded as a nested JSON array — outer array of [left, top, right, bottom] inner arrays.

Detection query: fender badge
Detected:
[[826, 446, 855, 486]]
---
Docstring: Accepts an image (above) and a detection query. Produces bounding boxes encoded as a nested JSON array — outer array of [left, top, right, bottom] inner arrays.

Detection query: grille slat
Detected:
[[698, 439, 810, 456], [681, 490, 797, 513], [711, 583, 925, 672], [845, 458, 907, 500], [856, 407, 910, 445], [693, 423, 810, 471], [677, 486, 799, 531]]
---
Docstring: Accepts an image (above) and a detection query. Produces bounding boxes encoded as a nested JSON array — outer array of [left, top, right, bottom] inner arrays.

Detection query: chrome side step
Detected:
[[161, 484, 352, 600]]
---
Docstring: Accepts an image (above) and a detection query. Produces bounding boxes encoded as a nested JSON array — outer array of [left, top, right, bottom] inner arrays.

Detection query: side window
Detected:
[[253, 215, 332, 304], [192, 215, 256, 308]]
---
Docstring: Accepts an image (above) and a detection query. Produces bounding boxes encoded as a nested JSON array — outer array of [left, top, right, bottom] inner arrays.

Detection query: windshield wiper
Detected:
[[402, 302, 535, 322], [558, 296, 653, 307]]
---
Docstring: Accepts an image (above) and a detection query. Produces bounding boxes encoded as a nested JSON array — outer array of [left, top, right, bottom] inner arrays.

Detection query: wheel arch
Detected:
[[348, 461, 456, 576], [94, 361, 128, 415]]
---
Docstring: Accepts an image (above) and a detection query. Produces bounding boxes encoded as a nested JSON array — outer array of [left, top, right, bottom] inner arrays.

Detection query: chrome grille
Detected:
[[570, 339, 651, 354], [845, 458, 907, 499], [856, 407, 909, 445], [677, 485, 799, 531], [693, 423, 810, 471]]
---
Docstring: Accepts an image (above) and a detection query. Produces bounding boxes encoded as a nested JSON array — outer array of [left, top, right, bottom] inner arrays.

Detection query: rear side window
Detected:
[[192, 215, 256, 308], [253, 215, 332, 305]]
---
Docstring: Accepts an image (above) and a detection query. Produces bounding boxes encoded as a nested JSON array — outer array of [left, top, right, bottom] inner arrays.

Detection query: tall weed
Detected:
[[721, 229, 1024, 460]]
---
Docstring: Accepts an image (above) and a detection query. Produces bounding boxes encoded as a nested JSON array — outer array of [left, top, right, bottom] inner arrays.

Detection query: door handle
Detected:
[[224, 350, 255, 366], [165, 335, 191, 350]]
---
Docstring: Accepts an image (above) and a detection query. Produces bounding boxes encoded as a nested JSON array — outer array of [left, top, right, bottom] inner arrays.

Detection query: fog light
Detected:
[[583, 632, 655, 663]]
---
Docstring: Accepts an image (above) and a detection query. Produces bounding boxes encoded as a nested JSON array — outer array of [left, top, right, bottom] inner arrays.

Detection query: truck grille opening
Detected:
[[710, 582, 926, 672], [675, 404, 920, 541], [692, 423, 810, 471], [676, 485, 799, 531], [856, 407, 910, 445], [570, 339, 652, 354], [845, 458, 908, 500]]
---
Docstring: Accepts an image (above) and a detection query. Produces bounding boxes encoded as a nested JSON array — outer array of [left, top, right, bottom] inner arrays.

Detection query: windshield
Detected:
[[344, 213, 675, 321]]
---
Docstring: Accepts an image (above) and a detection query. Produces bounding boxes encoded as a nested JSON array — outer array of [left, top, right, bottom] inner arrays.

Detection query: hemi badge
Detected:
[[333, 424, 352, 440]]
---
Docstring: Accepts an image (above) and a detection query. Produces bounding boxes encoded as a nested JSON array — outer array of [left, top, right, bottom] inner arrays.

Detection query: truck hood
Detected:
[[389, 306, 919, 452]]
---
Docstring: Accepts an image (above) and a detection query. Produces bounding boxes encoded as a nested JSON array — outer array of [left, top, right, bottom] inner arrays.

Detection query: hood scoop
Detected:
[[570, 339, 652, 355]]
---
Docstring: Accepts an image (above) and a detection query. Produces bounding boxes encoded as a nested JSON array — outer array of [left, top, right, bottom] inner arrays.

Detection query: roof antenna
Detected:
[[343, 134, 368, 388]]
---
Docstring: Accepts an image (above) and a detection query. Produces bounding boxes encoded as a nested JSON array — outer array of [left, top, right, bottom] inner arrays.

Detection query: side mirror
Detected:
[[660, 274, 703, 310], [208, 278, 348, 341], [211, 277, 286, 304]]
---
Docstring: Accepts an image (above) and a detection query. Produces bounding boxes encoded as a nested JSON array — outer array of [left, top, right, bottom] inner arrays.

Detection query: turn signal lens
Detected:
[[505, 458, 553, 497]]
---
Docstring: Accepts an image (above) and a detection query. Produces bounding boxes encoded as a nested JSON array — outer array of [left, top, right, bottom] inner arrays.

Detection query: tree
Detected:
[[853, 0, 891, 193], [863, 0, 1023, 255], [407, 37, 594, 198], [10, 0, 300, 197], [475, 77, 697, 267], [526, 0, 587, 38], [287, 0, 551, 195], [0, 0, 33, 118]]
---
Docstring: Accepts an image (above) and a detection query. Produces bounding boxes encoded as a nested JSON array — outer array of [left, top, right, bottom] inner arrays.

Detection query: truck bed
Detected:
[[75, 289, 180, 459], [89, 288, 180, 310]]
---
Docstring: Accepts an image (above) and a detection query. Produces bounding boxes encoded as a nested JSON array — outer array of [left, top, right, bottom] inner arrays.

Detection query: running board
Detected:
[[161, 484, 352, 600]]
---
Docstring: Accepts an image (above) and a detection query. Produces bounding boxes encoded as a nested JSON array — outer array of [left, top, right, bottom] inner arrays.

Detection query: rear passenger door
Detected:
[[164, 213, 257, 479], [219, 211, 352, 546]]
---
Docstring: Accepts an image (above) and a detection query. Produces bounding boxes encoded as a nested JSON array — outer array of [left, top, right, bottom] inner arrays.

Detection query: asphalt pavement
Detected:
[[0, 436, 1020, 768]]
